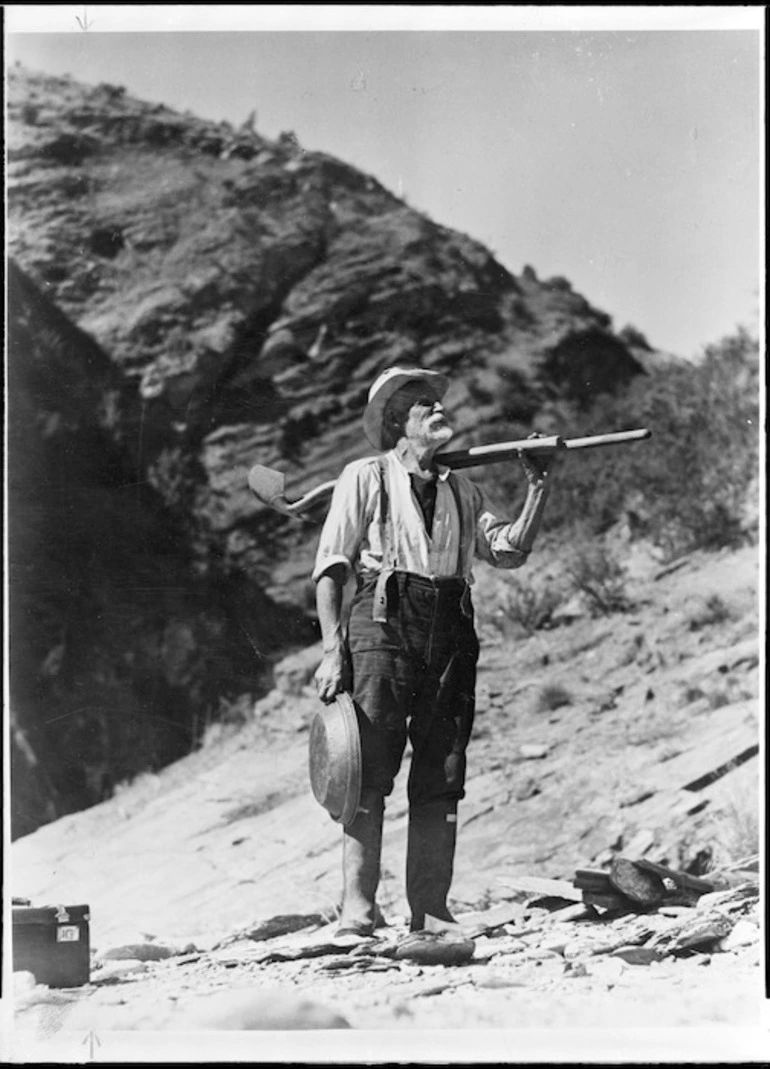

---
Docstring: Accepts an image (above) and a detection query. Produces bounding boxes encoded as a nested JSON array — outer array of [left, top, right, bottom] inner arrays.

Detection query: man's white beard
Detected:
[[421, 421, 454, 449]]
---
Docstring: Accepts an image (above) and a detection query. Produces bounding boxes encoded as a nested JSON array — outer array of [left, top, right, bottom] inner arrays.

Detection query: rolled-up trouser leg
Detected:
[[406, 798, 458, 932], [337, 787, 385, 936]]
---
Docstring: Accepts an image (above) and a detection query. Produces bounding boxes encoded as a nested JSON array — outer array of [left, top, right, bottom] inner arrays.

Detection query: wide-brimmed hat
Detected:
[[308, 692, 362, 826], [362, 366, 450, 451]]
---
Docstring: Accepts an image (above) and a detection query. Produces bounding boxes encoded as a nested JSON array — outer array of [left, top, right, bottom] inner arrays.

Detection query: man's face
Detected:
[[389, 381, 453, 449]]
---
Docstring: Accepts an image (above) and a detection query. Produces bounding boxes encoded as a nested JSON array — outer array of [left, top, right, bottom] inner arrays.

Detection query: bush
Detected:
[[686, 594, 734, 631], [708, 781, 759, 870], [564, 539, 632, 615], [498, 574, 565, 634], [536, 683, 572, 713], [618, 323, 652, 350], [486, 327, 759, 560]]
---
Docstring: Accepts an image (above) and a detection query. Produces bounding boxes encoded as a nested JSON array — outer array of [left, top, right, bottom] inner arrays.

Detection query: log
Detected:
[[609, 857, 666, 906], [573, 869, 614, 893], [634, 859, 717, 897], [581, 890, 632, 912], [497, 875, 584, 903]]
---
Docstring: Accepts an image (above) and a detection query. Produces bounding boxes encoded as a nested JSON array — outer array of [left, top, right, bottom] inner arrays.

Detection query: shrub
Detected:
[[484, 327, 760, 561], [564, 539, 631, 615], [499, 574, 565, 634], [536, 683, 572, 713], [686, 594, 734, 631], [618, 323, 652, 350], [708, 781, 759, 869]]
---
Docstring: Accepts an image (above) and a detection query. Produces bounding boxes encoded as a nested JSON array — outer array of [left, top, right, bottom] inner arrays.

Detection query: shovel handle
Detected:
[[436, 427, 650, 470], [249, 428, 651, 518]]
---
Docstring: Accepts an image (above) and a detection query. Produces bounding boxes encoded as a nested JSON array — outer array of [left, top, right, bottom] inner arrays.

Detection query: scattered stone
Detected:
[[551, 902, 597, 923], [320, 956, 378, 972], [520, 948, 563, 962], [170, 953, 203, 967], [716, 919, 759, 953], [497, 875, 583, 903], [695, 884, 758, 914], [610, 945, 662, 966], [514, 776, 542, 801], [457, 901, 524, 937], [539, 935, 568, 955], [668, 915, 734, 953], [92, 960, 148, 982], [520, 743, 549, 760], [245, 913, 329, 942], [563, 941, 592, 961], [481, 934, 528, 957], [564, 961, 589, 978], [471, 935, 526, 960], [394, 932, 475, 967], [658, 905, 695, 918], [98, 942, 176, 963]]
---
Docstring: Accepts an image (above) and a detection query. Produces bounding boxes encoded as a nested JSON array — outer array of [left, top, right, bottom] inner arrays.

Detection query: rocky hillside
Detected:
[[7, 63, 671, 836]]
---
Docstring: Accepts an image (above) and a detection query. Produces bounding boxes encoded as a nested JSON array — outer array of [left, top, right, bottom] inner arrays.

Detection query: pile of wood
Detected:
[[497, 853, 758, 917], [573, 856, 721, 912]]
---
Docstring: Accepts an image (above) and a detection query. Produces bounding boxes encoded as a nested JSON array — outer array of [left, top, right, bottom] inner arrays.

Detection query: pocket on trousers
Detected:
[[348, 594, 402, 654]]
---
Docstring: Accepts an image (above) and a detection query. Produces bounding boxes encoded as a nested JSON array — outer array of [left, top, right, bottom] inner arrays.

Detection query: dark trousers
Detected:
[[347, 572, 479, 805]]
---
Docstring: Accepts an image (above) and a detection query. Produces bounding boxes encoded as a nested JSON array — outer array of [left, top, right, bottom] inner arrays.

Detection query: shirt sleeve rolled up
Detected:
[[472, 481, 550, 569], [312, 461, 369, 583]]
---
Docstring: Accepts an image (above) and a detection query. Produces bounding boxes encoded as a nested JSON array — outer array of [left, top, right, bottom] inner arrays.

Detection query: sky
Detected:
[[5, 6, 764, 360]]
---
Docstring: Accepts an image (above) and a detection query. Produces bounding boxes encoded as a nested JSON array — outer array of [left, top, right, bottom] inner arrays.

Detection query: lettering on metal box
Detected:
[[56, 926, 80, 942]]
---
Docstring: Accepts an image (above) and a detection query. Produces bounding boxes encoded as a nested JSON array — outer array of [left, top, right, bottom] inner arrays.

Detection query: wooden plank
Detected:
[[573, 874, 614, 893], [496, 875, 583, 903], [574, 868, 612, 882], [582, 891, 632, 912], [456, 902, 524, 937]]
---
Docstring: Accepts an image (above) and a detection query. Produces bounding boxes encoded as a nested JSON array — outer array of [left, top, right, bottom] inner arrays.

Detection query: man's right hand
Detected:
[[314, 647, 350, 704]]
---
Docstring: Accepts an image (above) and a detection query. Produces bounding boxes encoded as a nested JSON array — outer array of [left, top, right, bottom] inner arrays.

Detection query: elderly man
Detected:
[[313, 366, 555, 937]]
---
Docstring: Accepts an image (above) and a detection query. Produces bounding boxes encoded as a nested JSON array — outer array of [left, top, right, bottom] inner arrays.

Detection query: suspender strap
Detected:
[[373, 456, 395, 622], [447, 471, 474, 618]]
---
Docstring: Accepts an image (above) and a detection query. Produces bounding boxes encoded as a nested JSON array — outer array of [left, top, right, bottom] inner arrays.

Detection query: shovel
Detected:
[[248, 428, 650, 520], [247, 466, 338, 519]]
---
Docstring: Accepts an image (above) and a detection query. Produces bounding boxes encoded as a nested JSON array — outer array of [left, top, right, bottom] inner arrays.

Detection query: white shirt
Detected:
[[312, 450, 530, 584]]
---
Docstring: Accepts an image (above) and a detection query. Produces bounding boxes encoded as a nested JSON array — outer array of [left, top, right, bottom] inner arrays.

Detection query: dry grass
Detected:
[[708, 781, 760, 870], [497, 575, 567, 635], [564, 541, 632, 616]]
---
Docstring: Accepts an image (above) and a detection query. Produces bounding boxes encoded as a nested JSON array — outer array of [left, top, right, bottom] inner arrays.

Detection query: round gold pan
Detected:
[[308, 691, 362, 826]]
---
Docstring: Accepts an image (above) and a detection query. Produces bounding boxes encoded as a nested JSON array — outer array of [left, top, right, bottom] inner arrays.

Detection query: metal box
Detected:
[[12, 904, 91, 988]]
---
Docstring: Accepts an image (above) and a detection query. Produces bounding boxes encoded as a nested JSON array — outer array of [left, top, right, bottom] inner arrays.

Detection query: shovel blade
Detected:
[[248, 464, 292, 514]]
